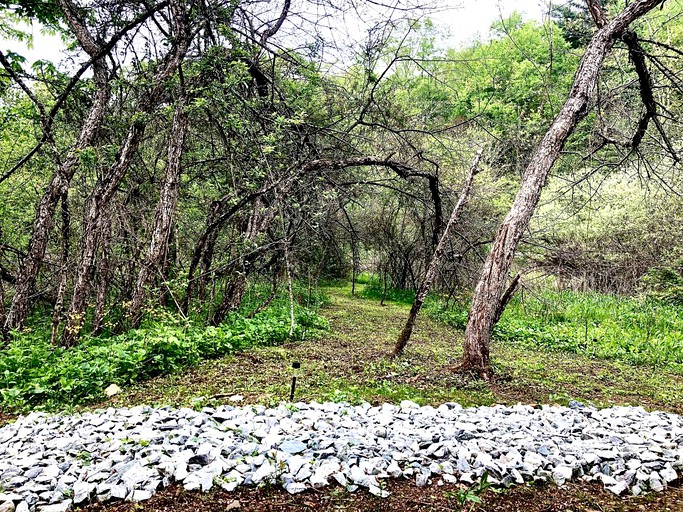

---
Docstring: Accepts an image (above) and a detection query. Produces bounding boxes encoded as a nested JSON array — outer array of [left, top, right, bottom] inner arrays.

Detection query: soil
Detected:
[[82, 478, 683, 512]]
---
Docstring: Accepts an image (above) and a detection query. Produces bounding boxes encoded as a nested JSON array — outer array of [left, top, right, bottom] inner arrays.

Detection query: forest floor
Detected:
[[80, 285, 683, 511]]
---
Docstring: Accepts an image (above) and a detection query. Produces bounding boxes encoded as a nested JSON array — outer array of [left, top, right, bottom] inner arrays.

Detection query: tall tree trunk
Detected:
[[91, 207, 113, 336], [61, 121, 147, 346], [394, 151, 482, 357], [50, 192, 71, 344], [130, 100, 190, 326], [461, 0, 665, 379], [61, 0, 189, 346], [4, 64, 109, 333], [159, 223, 177, 308]]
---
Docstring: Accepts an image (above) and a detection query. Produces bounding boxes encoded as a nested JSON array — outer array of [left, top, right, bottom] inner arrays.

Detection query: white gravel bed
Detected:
[[0, 400, 681, 511]]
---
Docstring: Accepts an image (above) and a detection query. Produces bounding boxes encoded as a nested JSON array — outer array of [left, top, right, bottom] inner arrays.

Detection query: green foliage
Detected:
[[0, 0, 62, 27], [445, 472, 500, 511], [530, 175, 683, 294], [641, 263, 683, 306], [431, 289, 683, 370], [444, 14, 579, 163], [0, 306, 328, 412], [358, 282, 416, 305]]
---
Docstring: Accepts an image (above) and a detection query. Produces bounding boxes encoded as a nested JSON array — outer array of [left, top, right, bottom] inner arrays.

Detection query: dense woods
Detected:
[[1, 0, 683, 381]]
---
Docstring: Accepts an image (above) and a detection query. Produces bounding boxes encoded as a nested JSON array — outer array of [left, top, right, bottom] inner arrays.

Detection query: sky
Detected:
[[445, 0, 547, 45], [2, 0, 548, 67]]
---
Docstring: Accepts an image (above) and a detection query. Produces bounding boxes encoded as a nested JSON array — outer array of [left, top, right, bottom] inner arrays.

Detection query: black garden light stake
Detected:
[[290, 361, 301, 401]]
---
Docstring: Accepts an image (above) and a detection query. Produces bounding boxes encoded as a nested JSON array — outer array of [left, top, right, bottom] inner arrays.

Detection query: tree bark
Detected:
[[6, 0, 119, 335], [4, 63, 109, 334], [129, 100, 190, 326], [50, 192, 71, 344], [91, 207, 113, 336], [461, 0, 666, 379], [61, 0, 190, 346], [393, 150, 482, 357]]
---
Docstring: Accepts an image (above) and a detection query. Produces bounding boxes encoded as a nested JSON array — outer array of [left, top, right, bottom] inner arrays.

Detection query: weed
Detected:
[[445, 472, 500, 511]]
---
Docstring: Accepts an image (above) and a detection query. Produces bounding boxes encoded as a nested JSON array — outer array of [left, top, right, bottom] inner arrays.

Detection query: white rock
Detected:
[[650, 476, 665, 492], [552, 466, 573, 486], [73, 481, 95, 505], [129, 490, 153, 502], [0, 401, 681, 508], [442, 474, 457, 484], [251, 461, 276, 484], [104, 384, 122, 397], [661, 466, 678, 483], [36, 502, 71, 512], [368, 485, 390, 498], [283, 481, 307, 494], [607, 481, 628, 495]]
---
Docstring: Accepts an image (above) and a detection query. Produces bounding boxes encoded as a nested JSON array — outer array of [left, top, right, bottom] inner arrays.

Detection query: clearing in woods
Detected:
[[80, 285, 683, 512]]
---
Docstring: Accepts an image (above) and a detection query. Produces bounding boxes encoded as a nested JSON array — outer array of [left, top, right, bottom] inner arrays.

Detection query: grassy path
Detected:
[[91, 285, 683, 414]]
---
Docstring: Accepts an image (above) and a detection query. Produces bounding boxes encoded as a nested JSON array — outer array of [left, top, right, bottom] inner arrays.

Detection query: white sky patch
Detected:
[[442, 0, 548, 47], [1, 0, 548, 69]]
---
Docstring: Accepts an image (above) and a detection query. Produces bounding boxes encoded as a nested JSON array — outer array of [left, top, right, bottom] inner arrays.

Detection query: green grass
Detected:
[[7, 280, 682, 417], [427, 288, 683, 371], [358, 280, 417, 304], [360, 281, 683, 371], [74, 283, 683, 416]]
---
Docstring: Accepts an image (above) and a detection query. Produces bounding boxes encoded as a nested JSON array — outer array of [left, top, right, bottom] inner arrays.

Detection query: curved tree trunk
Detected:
[[461, 0, 665, 379]]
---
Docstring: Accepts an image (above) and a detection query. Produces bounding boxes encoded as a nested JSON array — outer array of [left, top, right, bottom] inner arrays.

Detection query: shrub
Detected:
[[0, 305, 328, 412]]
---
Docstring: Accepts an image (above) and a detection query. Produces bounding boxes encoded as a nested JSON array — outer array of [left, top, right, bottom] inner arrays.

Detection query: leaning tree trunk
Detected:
[[182, 199, 231, 316], [61, 120, 148, 346], [50, 191, 71, 344], [129, 100, 189, 326], [210, 196, 275, 325], [393, 150, 482, 357], [461, 0, 665, 379], [4, 64, 109, 334], [61, 1, 189, 346]]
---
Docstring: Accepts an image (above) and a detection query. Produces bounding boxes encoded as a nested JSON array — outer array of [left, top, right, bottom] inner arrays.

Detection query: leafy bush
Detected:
[[0, 306, 328, 411]]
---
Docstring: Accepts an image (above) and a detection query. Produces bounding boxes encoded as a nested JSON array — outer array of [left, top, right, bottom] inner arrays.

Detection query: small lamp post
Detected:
[[290, 361, 301, 401]]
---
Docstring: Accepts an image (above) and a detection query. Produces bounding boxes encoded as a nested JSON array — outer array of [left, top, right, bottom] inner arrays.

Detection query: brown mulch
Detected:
[[81, 479, 683, 512]]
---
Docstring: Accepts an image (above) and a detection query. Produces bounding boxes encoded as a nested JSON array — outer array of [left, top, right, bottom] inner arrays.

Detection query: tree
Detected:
[[461, 0, 669, 379], [60, 0, 192, 346], [393, 150, 481, 357]]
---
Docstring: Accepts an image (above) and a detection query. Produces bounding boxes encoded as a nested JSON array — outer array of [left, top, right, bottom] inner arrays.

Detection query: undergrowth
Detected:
[[0, 285, 329, 412], [360, 282, 683, 371]]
